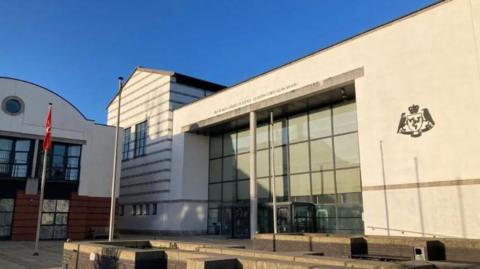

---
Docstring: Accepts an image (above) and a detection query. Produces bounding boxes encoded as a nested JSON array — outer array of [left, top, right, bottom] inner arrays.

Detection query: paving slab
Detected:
[[0, 241, 64, 269]]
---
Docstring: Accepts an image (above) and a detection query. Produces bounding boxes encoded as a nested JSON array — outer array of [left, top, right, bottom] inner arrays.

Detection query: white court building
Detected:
[[110, 0, 480, 239]]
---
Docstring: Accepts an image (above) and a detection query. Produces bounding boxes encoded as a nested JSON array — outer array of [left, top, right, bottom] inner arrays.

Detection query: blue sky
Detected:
[[0, 0, 436, 123]]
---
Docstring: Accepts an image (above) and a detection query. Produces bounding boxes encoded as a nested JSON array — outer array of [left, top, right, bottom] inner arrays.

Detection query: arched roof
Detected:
[[0, 76, 90, 121]]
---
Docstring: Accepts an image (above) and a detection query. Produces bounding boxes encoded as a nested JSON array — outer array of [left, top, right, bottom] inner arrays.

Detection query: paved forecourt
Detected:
[[0, 241, 63, 269]]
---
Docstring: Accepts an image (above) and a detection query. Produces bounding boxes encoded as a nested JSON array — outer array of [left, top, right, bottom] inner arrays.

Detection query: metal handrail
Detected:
[[366, 226, 461, 238]]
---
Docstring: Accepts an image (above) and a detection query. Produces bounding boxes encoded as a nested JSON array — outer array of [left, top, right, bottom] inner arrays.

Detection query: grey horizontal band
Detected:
[[363, 178, 480, 191], [120, 179, 170, 189], [120, 169, 170, 180], [183, 67, 364, 133], [120, 189, 170, 197], [109, 80, 169, 113], [118, 199, 208, 205], [108, 100, 179, 122], [122, 158, 171, 171]]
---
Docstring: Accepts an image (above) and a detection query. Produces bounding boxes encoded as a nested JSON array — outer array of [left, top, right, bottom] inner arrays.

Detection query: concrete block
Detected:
[[187, 256, 239, 269], [294, 255, 347, 267]]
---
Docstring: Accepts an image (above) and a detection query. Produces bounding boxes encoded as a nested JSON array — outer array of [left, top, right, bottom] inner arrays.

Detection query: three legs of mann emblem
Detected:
[[397, 104, 435, 137]]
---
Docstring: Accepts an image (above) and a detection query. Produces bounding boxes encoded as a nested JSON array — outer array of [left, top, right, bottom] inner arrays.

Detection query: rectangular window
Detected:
[[151, 203, 157, 215], [237, 180, 249, 201], [134, 121, 147, 157], [334, 133, 360, 169], [289, 142, 309, 174], [222, 182, 235, 202], [288, 113, 308, 143], [122, 127, 131, 161], [135, 204, 142, 216], [310, 138, 334, 171], [0, 137, 33, 179], [209, 135, 223, 159], [236, 153, 249, 179], [38, 142, 81, 181], [0, 199, 14, 238], [208, 159, 222, 183], [131, 205, 136, 216], [256, 149, 270, 178], [40, 199, 69, 240], [290, 173, 311, 198], [223, 132, 236, 156], [256, 125, 269, 149]]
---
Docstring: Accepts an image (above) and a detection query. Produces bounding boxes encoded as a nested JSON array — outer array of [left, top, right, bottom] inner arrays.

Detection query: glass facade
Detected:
[[207, 101, 363, 236]]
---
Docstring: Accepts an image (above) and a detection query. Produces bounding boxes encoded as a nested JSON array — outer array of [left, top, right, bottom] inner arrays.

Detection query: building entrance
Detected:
[[259, 202, 316, 233], [219, 206, 250, 238], [232, 207, 249, 238]]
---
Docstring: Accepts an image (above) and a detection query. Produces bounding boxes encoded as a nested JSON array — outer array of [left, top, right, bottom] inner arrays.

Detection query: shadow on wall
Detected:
[[379, 142, 468, 238]]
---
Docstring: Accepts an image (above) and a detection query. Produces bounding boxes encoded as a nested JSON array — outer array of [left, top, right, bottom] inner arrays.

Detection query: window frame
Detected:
[[122, 127, 131, 161], [40, 199, 69, 240], [37, 142, 82, 182], [134, 121, 147, 158], [0, 136, 34, 179]]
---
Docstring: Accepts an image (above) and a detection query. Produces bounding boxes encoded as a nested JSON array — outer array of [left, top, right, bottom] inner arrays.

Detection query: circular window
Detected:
[[2, 96, 24, 115]]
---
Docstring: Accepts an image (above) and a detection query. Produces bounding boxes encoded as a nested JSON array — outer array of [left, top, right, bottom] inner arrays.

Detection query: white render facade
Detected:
[[107, 67, 225, 234], [113, 0, 480, 239]]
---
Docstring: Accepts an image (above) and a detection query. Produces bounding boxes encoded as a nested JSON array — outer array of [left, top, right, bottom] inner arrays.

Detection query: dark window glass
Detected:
[[131, 205, 136, 216], [134, 121, 147, 157], [151, 203, 157, 215], [38, 142, 81, 181], [4, 99, 22, 114], [135, 204, 142, 215], [122, 127, 131, 160], [0, 137, 33, 179], [0, 199, 14, 238]]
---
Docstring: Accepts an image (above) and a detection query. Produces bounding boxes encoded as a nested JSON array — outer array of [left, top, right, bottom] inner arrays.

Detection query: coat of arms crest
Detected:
[[397, 104, 435, 137]]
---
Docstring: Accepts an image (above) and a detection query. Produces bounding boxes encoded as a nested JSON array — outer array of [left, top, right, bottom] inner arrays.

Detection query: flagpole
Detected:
[[33, 103, 52, 256], [270, 112, 278, 235], [108, 77, 124, 242]]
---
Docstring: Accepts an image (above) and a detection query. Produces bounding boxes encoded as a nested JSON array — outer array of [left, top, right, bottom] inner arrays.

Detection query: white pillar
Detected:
[[249, 111, 257, 239], [30, 140, 39, 178]]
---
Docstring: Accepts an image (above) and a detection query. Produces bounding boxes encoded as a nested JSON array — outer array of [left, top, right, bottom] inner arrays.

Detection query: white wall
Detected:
[[78, 123, 120, 198], [172, 0, 480, 238]]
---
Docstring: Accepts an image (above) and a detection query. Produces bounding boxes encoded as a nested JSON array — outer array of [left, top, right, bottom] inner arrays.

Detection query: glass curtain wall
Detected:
[[207, 101, 363, 235], [207, 129, 250, 235]]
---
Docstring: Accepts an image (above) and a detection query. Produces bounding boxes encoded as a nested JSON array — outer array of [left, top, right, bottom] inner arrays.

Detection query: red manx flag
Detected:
[[42, 105, 52, 151]]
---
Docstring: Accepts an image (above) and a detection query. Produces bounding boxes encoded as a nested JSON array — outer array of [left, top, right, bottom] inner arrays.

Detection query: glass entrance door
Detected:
[[277, 206, 291, 233], [293, 204, 315, 232], [0, 199, 14, 239], [232, 207, 249, 238]]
